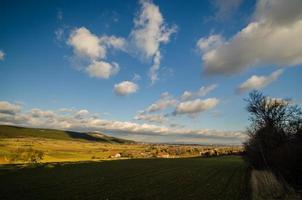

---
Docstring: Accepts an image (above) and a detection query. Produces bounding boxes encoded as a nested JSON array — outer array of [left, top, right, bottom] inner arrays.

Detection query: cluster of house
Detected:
[[109, 153, 121, 159], [199, 148, 243, 157], [108, 147, 243, 159]]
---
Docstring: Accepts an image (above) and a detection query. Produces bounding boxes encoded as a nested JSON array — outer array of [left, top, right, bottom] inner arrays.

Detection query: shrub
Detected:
[[9, 148, 44, 164]]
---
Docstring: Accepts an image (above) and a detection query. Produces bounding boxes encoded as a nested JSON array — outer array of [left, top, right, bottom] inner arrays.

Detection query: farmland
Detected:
[[0, 156, 250, 200], [0, 125, 243, 164]]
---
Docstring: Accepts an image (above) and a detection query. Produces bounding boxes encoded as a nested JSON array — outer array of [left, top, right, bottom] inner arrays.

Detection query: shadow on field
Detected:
[[65, 131, 108, 142], [0, 156, 251, 200]]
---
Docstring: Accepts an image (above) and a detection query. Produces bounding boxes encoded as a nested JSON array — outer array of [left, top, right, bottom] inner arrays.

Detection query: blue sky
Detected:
[[1, 0, 302, 144]]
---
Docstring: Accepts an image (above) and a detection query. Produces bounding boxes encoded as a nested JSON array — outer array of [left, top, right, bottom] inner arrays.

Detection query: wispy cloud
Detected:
[[212, 0, 243, 20], [131, 0, 177, 84], [0, 50, 5, 61], [173, 98, 219, 116], [181, 84, 218, 101], [237, 69, 283, 93], [145, 92, 177, 113]]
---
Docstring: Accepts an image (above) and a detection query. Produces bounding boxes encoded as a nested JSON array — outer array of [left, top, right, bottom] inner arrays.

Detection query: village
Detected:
[[108, 144, 243, 159]]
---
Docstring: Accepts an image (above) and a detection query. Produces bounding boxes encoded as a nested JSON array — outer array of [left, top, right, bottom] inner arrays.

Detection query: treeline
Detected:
[[115, 145, 243, 159], [244, 91, 302, 189]]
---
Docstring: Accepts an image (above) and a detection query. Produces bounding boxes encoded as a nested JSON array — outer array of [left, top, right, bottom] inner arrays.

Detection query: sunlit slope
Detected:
[[0, 125, 135, 144]]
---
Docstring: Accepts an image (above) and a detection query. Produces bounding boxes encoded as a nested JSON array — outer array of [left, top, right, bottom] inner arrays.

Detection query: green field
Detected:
[[0, 156, 250, 200]]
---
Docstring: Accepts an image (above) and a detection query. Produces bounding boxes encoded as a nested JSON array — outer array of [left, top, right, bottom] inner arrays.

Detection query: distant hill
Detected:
[[0, 125, 135, 144]]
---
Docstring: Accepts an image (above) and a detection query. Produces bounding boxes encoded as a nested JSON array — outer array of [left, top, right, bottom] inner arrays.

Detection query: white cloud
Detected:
[[86, 60, 119, 79], [180, 91, 194, 102], [198, 0, 302, 75], [173, 98, 219, 116], [181, 84, 218, 101], [198, 84, 218, 97], [68, 27, 126, 79], [68, 27, 106, 60], [99, 35, 126, 51], [74, 109, 90, 119], [0, 100, 247, 142], [131, 0, 177, 84], [114, 81, 139, 96], [146, 92, 177, 112], [134, 113, 166, 123], [0, 101, 21, 115], [197, 35, 224, 52], [0, 50, 5, 61], [149, 51, 161, 84], [237, 69, 283, 93], [265, 97, 289, 107], [30, 109, 55, 118]]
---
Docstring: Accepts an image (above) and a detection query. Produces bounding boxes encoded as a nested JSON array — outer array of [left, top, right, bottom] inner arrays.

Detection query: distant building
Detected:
[[157, 152, 169, 158], [110, 153, 121, 159], [114, 153, 121, 158]]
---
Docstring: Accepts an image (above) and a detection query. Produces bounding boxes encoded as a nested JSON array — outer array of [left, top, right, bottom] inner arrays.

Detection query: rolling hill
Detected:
[[0, 125, 135, 144]]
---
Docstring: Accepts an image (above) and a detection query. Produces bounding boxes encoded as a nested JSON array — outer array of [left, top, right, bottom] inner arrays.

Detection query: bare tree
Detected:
[[244, 91, 302, 187]]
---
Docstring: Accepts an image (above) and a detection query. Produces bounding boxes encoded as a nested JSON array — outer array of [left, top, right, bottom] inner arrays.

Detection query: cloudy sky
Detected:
[[1, 0, 302, 144]]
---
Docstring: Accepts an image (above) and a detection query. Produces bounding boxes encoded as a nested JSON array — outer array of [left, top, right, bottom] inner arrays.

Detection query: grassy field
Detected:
[[0, 125, 243, 164], [0, 156, 250, 200], [0, 137, 146, 163], [0, 125, 135, 144]]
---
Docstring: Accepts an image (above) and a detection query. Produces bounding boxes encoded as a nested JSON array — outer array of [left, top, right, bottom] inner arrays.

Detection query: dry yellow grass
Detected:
[[251, 170, 300, 200], [0, 138, 146, 164], [0, 137, 244, 164]]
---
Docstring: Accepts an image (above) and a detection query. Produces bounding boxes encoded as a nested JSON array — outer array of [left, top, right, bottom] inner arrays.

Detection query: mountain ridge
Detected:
[[0, 125, 135, 144]]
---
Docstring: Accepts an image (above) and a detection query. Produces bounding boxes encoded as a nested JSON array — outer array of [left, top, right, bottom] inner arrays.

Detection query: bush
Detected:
[[9, 148, 44, 164]]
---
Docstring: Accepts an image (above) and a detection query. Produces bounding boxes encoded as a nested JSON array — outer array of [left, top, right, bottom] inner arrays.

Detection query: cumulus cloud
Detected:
[[131, 0, 177, 84], [146, 92, 177, 112], [68, 27, 125, 79], [86, 60, 119, 79], [181, 84, 218, 101], [173, 98, 219, 116], [198, 0, 302, 75], [114, 81, 139, 96], [237, 69, 283, 93], [0, 100, 247, 142], [0, 50, 5, 61], [69, 27, 106, 60], [0, 101, 21, 115]]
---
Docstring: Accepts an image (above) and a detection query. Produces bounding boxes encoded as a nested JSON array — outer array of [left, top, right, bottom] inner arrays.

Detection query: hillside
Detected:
[[0, 125, 135, 144]]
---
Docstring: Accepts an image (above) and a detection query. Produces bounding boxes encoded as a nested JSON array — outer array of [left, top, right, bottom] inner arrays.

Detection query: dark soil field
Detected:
[[0, 156, 250, 200]]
